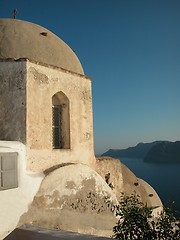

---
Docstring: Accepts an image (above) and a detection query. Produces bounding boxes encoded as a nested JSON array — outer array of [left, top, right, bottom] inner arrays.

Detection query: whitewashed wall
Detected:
[[0, 141, 44, 239]]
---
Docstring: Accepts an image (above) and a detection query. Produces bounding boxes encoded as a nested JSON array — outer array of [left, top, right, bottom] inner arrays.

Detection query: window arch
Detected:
[[52, 92, 70, 149]]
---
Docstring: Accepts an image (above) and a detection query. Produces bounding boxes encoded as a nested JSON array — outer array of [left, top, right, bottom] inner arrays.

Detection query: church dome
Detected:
[[0, 18, 84, 74]]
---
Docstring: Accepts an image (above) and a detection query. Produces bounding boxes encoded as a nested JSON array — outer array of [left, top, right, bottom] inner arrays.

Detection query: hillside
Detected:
[[144, 141, 180, 163], [102, 141, 162, 159]]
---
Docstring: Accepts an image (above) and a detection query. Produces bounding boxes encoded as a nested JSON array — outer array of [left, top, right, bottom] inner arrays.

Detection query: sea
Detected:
[[120, 158, 180, 219]]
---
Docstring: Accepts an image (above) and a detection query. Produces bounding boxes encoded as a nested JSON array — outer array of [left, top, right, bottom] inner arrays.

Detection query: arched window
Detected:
[[52, 92, 70, 149]]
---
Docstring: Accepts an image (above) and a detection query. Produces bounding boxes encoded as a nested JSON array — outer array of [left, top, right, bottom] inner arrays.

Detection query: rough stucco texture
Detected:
[[0, 59, 95, 172], [18, 164, 117, 237], [26, 61, 95, 171], [0, 61, 26, 143], [18, 159, 163, 237], [96, 157, 162, 210]]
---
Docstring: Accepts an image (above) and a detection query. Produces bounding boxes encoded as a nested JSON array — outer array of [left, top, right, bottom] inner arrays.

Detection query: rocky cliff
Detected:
[[102, 141, 162, 158], [144, 141, 180, 163]]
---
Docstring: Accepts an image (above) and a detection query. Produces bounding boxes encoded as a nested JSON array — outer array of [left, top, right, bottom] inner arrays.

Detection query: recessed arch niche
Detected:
[[52, 91, 70, 149]]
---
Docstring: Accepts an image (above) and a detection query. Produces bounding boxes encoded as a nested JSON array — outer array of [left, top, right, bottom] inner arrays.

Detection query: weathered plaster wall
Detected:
[[0, 59, 95, 172], [0, 141, 44, 239], [138, 179, 163, 216], [18, 164, 117, 237], [96, 157, 162, 211], [0, 61, 26, 143], [95, 157, 124, 199], [17, 159, 163, 237], [26, 61, 95, 172]]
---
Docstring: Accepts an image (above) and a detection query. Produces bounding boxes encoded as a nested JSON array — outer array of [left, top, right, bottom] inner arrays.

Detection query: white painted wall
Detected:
[[0, 141, 44, 239]]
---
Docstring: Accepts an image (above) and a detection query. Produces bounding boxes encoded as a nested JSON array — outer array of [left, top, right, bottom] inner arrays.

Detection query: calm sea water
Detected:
[[120, 158, 180, 218]]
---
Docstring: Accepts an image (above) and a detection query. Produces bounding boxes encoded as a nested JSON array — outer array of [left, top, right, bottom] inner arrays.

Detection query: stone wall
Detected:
[[26, 60, 95, 171], [0, 59, 96, 172], [0, 61, 26, 143]]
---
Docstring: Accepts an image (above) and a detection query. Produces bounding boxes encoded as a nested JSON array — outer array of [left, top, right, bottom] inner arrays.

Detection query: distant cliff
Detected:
[[102, 141, 162, 159], [102, 141, 180, 163], [144, 141, 180, 163]]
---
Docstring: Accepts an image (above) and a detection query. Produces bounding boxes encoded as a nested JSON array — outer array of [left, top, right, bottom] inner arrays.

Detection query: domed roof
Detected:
[[0, 18, 84, 74]]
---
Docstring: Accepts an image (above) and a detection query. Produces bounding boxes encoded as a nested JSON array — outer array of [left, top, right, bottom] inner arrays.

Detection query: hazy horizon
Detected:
[[96, 139, 180, 155], [2, 0, 180, 155]]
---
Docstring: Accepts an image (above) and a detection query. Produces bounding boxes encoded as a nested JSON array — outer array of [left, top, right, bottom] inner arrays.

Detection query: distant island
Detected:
[[102, 141, 162, 158], [102, 141, 180, 163], [144, 141, 180, 163]]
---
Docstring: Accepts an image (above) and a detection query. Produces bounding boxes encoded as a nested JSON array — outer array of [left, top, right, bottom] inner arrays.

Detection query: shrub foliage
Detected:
[[113, 193, 180, 240]]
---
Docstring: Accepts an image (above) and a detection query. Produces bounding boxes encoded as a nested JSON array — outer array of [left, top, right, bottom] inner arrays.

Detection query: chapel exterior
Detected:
[[0, 18, 96, 237], [0, 18, 163, 239], [0, 18, 95, 173]]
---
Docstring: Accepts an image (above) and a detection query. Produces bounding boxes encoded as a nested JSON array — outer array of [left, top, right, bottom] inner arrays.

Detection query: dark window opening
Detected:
[[52, 92, 70, 149], [52, 105, 62, 149]]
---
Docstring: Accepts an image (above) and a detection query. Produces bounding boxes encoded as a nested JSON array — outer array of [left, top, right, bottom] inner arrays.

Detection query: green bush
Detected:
[[113, 193, 180, 240]]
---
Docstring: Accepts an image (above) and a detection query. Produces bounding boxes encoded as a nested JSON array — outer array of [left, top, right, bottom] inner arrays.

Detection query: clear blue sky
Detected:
[[1, 0, 180, 154]]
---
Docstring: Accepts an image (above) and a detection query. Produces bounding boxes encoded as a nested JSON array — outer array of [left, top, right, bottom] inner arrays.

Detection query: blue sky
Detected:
[[1, 0, 180, 154]]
